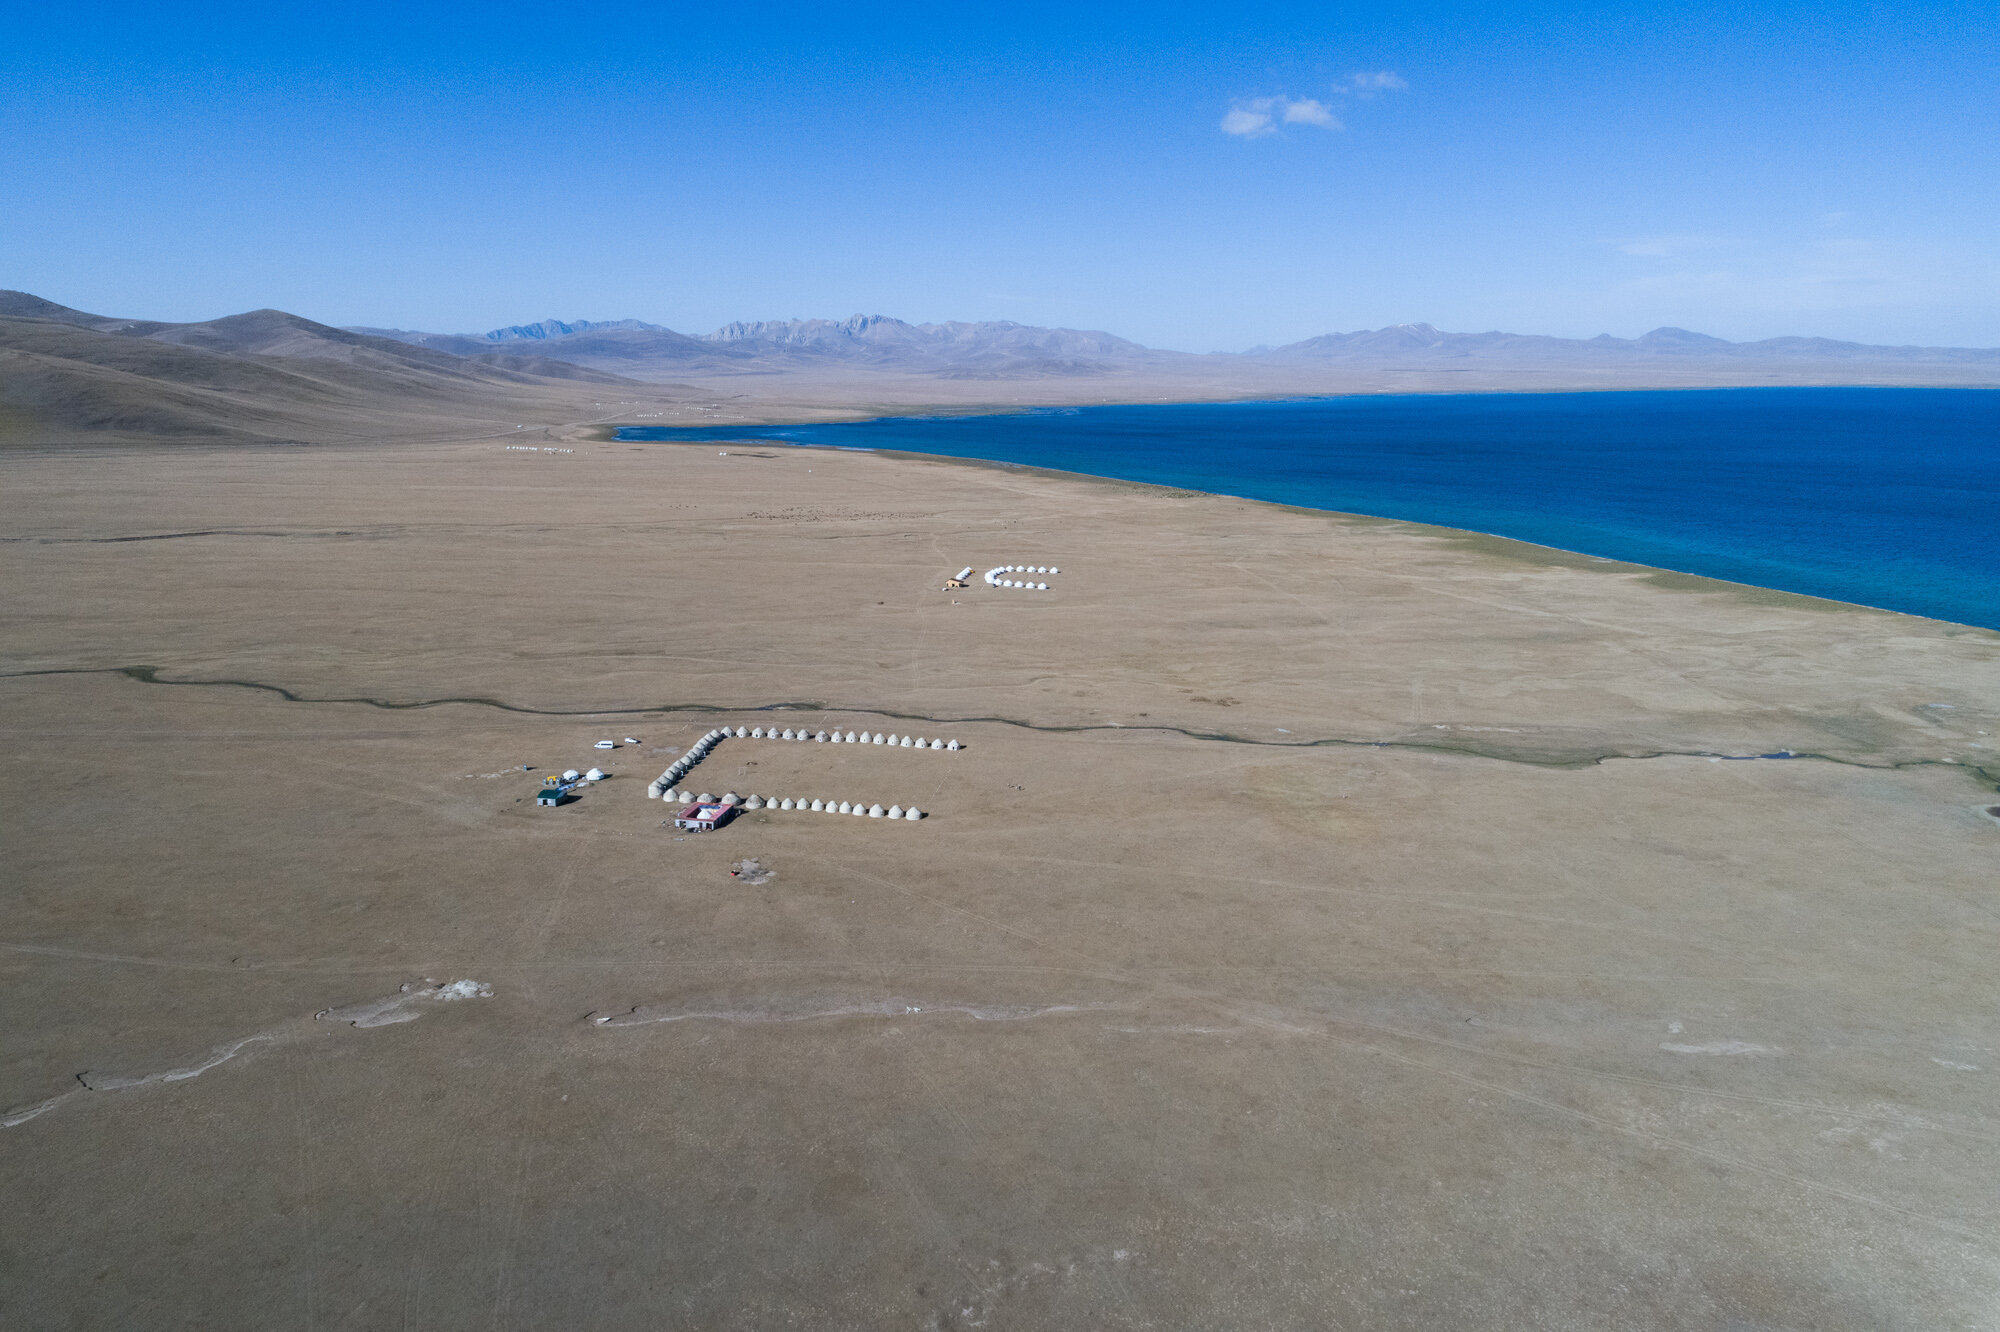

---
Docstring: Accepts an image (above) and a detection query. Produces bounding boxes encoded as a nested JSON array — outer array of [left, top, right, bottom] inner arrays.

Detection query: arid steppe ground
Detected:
[[4, 432, 1999, 1329]]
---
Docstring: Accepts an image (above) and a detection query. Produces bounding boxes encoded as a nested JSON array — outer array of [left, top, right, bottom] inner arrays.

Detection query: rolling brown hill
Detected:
[[0, 293, 661, 446]]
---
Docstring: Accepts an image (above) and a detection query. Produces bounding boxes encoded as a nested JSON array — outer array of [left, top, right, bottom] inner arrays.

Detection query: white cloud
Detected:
[[1221, 96, 1343, 138], [1281, 98, 1340, 129], [1221, 103, 1277, 138], [1346, 71, 1408, 96], [1222, 74, 1405, 139]]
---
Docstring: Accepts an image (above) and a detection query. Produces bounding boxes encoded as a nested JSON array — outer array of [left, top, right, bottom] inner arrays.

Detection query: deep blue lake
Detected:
[[620, 388, 2000, 629]]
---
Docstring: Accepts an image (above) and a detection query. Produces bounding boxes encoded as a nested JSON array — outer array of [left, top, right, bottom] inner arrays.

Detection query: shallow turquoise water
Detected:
[[620, 387, 2000, 629]]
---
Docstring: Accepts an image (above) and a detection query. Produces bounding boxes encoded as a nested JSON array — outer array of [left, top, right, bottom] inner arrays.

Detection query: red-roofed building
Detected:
[[674, 801, 736, 832]]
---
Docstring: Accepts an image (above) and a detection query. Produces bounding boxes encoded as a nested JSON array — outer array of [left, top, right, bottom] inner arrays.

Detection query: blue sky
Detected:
[[4, 1, 1996, 349]]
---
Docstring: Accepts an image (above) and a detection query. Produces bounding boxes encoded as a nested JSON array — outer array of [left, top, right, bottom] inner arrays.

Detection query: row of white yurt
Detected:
[[701, 726, 962, 751], [722, 794, 926, 818], [822, 730, 958, 748]]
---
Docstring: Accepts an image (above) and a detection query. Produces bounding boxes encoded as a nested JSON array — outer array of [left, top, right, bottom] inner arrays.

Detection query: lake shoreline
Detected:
[[612, 387, 2000, 630]]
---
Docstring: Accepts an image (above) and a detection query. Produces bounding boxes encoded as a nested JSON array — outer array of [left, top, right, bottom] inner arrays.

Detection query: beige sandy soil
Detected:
[[3, 431, 1998, 1329]]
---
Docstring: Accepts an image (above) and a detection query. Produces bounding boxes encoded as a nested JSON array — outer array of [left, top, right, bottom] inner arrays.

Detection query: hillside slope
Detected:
[[0, 295, 654, 445]]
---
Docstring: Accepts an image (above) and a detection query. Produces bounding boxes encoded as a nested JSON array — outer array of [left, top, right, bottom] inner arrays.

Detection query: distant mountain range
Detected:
[[1249, 322, 2000, 365], [347, 312, 1170, 379], [5, 286, 1997, 445], [348, 311, 2000, 382]]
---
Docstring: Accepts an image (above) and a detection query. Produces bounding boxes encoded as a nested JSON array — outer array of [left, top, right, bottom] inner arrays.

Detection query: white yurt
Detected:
[[851, 803, 866, 816], [867, 804, 884, 818], [899, 735, 912, 747], [696, 791, 714, 803], [721, 792, 740, 805], [748, 795, 766, 809], [887, 805, 903, 818], [871, 733, 884, 744], [905, 807, 924, 820], [562, 769, 580, 781], [946, 740, 960, 751], [816, 730, 829, 741]]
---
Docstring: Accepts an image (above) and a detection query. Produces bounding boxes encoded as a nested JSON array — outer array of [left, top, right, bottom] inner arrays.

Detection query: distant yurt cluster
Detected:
[[741, 795, 924, 820], [984, 564, 1057, 590], [645, 723, 956, 820]]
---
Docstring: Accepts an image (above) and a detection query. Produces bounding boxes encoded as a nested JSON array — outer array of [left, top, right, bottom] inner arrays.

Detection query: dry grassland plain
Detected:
[[3, 431, 1999, 1330]]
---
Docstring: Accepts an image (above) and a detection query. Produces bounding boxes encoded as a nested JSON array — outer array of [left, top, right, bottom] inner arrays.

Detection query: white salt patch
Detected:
[[1661, 1040, 1776, 1056], [81, 1035, 273, 1091], [8, 980, 493, 1128], [591, 997, 1106, 1028], [318, 979, 493, 1027], [2, 1090, 80, 1127]]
